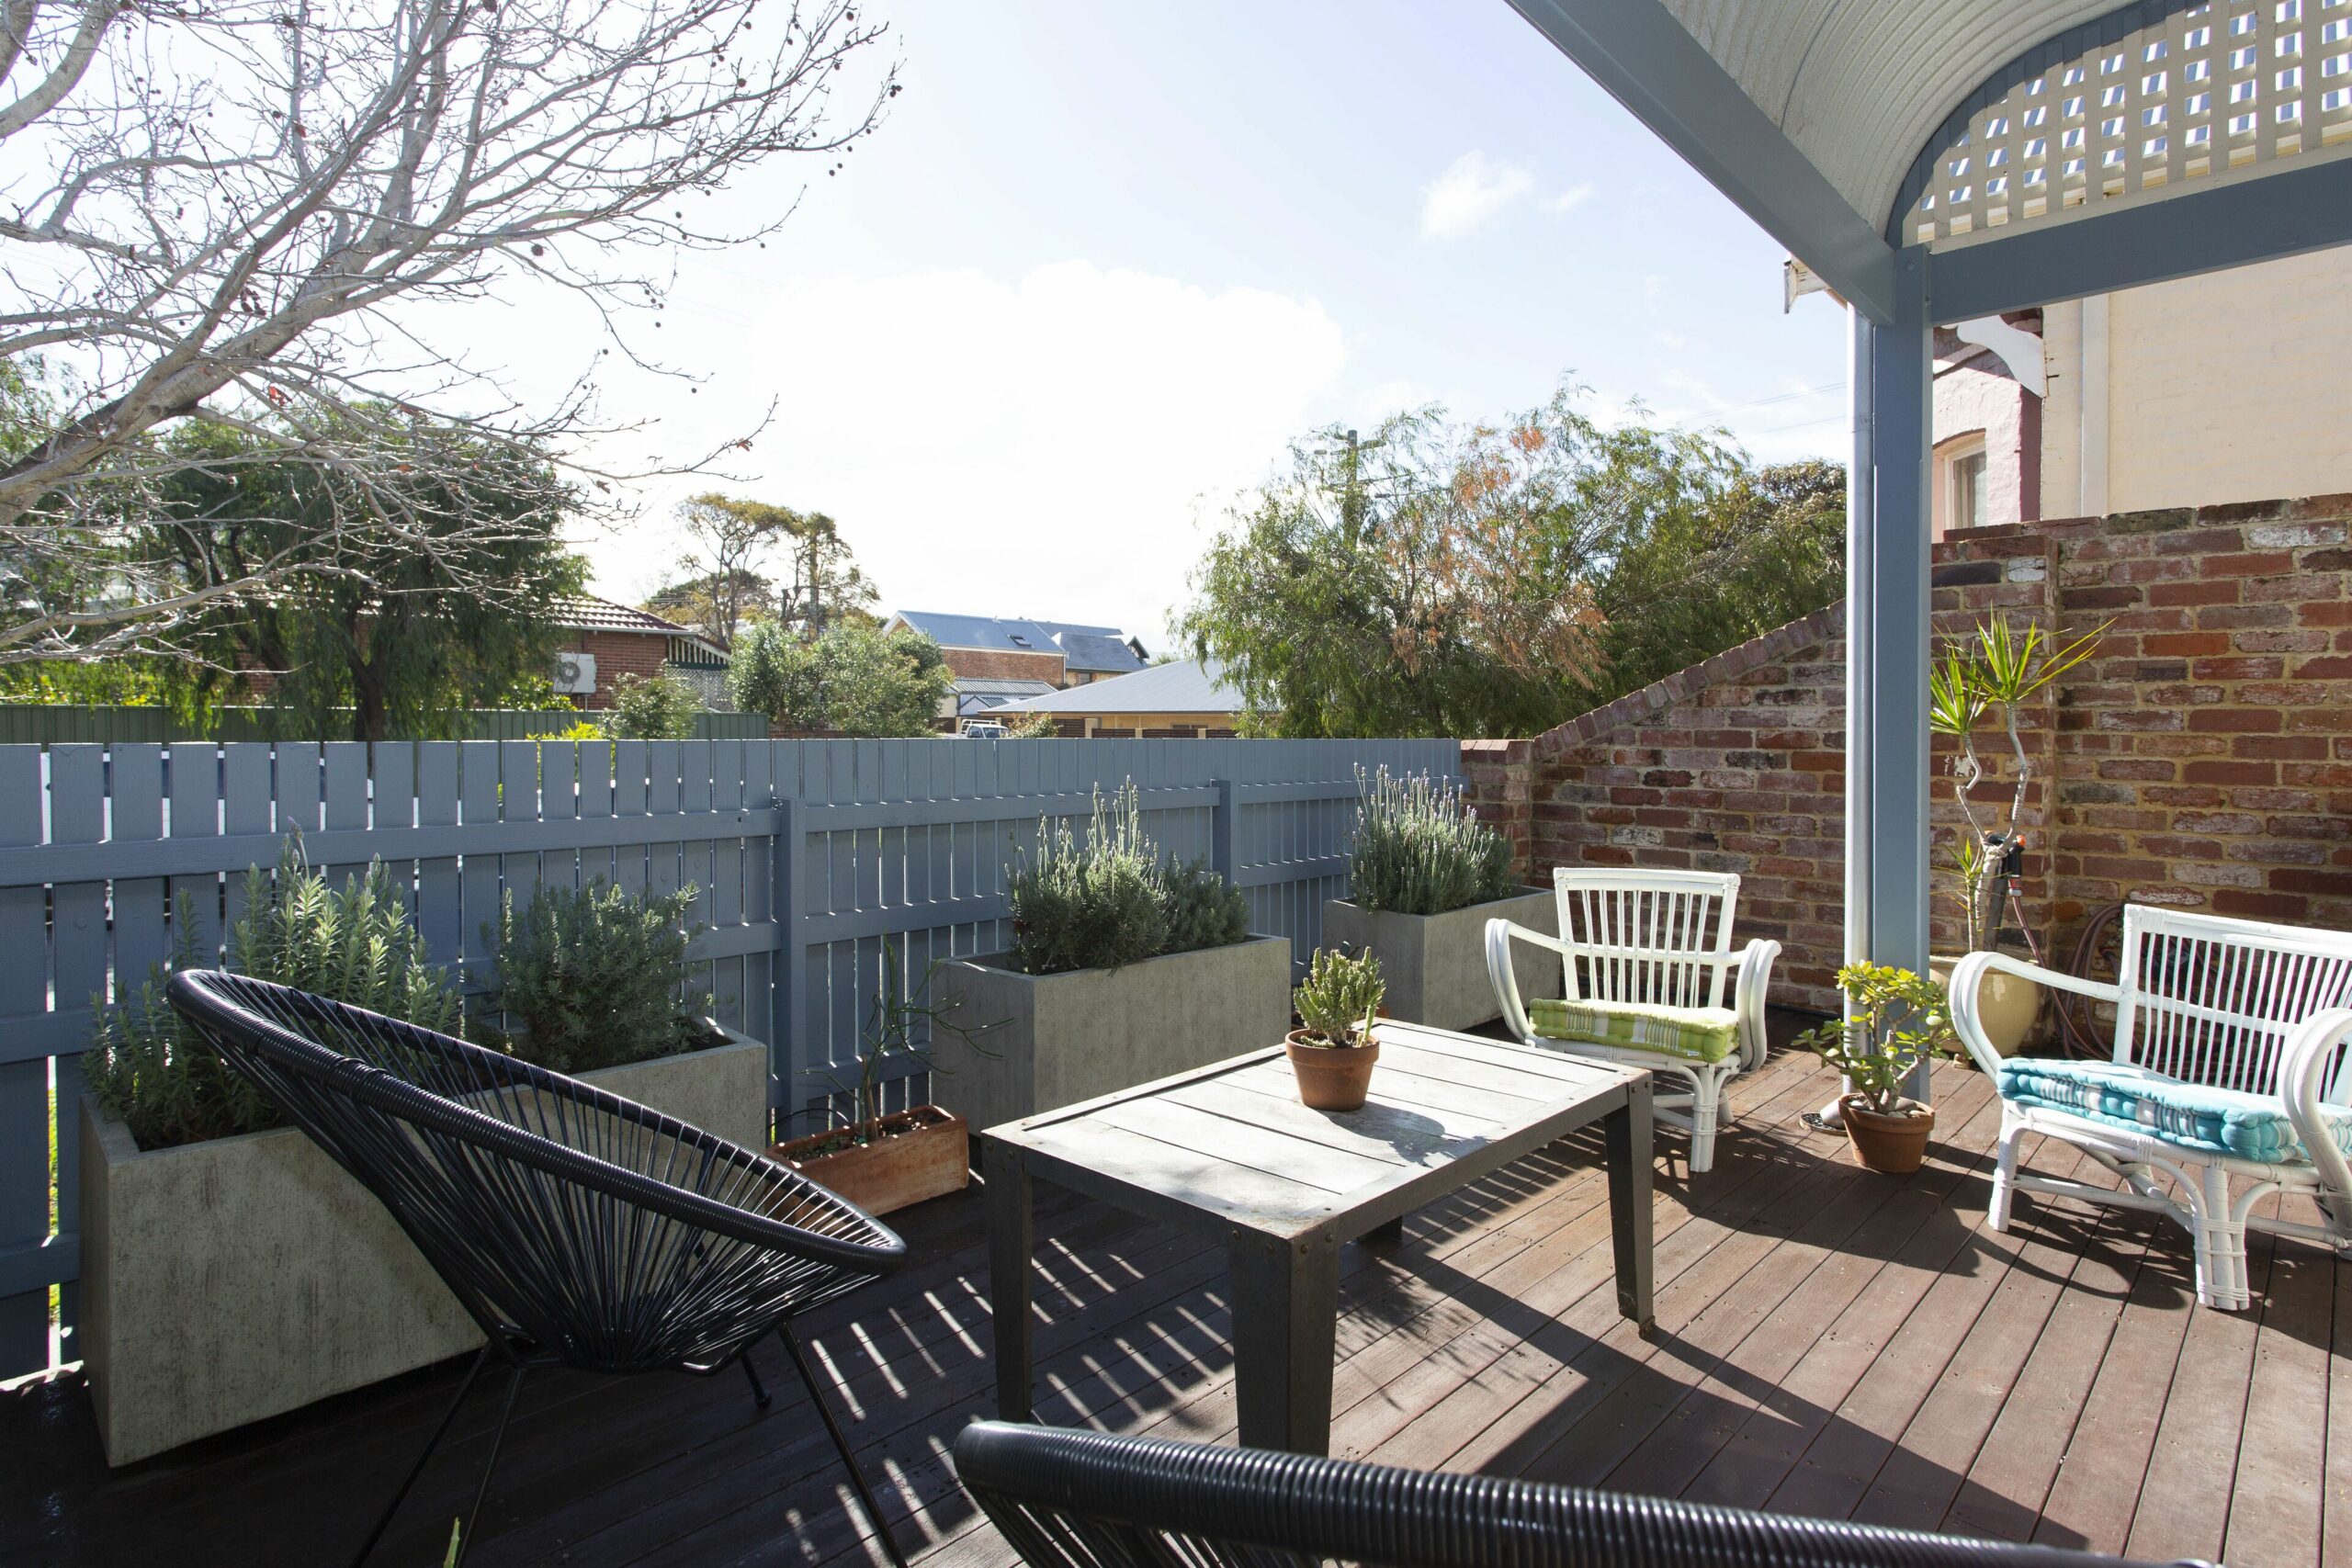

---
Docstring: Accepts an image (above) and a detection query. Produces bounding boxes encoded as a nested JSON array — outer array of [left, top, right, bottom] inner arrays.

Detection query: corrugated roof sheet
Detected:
[[1656, 1, 2120, 233], [1000, 660, 1241, 716]]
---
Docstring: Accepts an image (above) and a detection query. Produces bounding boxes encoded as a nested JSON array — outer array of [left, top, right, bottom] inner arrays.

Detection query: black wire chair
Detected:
[[166, 970, 911, 1568], [953, 1422, 2208, 1568]]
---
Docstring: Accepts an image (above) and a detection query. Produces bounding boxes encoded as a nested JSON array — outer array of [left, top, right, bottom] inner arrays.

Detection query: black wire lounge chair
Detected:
[[166, 970, 911, 1568], [953, 1421, 2203, 1568]]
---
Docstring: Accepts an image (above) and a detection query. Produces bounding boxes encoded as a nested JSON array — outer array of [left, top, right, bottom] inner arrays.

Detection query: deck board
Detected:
[[2, 1041, 2340, 1568]]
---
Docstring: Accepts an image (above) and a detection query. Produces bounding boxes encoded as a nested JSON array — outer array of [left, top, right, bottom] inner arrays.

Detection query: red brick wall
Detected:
[[1462, 496, 2352, 1015], [563, 628, 671, 709], [942, 647, 1067, 684]]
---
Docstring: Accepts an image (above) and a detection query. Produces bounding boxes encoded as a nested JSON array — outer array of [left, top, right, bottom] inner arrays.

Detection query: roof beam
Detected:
[[1930, 154, 2352, 320], [1506, 0, 1900, 321]]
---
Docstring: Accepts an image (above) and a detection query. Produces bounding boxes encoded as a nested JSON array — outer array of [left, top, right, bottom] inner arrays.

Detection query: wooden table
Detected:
[[980, 1021, 1653, 1455]]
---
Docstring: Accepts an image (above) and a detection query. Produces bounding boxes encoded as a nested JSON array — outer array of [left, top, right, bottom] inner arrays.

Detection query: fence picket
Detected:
[[0, 733, 1460, 1376]]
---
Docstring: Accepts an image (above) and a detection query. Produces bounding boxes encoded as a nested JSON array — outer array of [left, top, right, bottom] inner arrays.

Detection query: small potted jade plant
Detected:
[[1795, 963, 1959, 1174], [1286, 947, 1385, 1111]]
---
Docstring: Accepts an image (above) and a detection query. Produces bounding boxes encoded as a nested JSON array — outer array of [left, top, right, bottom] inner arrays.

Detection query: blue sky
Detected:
[[561, 0, 1851, 645]]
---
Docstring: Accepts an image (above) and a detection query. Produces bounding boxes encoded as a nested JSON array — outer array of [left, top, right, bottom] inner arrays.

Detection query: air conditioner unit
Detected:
[[552, 651, 598, 694]]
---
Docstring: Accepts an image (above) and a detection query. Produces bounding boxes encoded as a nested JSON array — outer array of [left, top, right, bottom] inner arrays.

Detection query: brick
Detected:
[[2211, 890, 2311, 919], [2188, 707, 2282, 732], [2141, 632, 2233, 656], [2184, 761, 2278, 785]]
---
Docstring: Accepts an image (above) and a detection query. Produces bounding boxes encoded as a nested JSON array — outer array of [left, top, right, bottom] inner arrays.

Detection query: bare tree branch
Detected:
[[0, 0, 897, 662]]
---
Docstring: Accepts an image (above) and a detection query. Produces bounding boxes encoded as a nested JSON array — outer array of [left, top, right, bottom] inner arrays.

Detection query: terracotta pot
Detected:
[[1838, 1094, 1936, 1175], [773, 1105, 969, 1216], [1284, 1029, 1379, 1111], [1929, 954, 2042, 1057]]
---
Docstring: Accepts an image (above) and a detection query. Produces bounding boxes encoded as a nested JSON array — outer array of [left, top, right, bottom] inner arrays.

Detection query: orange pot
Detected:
[[1284, 1029, 1379, 1111], [1838, 1094, 1935, 1175]]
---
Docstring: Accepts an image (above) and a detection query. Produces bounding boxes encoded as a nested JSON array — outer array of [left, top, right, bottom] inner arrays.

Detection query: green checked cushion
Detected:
[[1528, 998, 1740, 1064], [1997, 1056, 2352, 1164]]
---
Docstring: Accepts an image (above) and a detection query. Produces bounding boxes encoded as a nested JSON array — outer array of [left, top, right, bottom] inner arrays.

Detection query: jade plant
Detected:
[[1292, 947, 1384, 1048], [1794, 963, 1958, 1116]]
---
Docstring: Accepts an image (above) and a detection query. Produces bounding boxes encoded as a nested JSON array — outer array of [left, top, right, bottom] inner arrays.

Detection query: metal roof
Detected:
[[999, 660, 1242, 716], [1050, 631, 1147, 674], [887, 611, 1145, 670]]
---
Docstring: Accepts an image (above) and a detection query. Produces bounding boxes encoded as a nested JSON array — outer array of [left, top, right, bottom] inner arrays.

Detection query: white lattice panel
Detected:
[[1901, 0, 2352, 245]]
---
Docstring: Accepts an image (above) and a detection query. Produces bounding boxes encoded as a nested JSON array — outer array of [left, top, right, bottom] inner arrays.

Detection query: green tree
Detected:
[[1588, 458, 1844, 699], [730, 620, 952, 737], [605, 671, 702, 740], [1181, 384, 1843, 739], [139, 416, 586, 742]]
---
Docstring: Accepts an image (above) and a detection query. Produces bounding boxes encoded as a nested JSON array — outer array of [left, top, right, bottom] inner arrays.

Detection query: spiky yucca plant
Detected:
[[87, 835, 463, 1149]]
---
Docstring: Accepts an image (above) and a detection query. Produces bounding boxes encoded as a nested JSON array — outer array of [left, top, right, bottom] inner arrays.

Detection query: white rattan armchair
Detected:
[[1487, 868, 1779, 1173], [1952, 905, 2352, 1311]]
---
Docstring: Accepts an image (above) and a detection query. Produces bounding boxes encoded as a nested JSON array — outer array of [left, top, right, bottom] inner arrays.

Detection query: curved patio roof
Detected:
[[1511, 0, 2352, 322]]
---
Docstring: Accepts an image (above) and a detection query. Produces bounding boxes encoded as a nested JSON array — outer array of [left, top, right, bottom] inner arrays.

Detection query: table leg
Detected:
[[982, 1136, 1035, 1421], [1228, 1226, 1340, 1454], [1604, 1077, 1656, 1335]]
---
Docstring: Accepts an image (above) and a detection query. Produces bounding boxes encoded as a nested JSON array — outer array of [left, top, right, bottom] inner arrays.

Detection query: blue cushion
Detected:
[[1996, 1056, 2352, 1164]]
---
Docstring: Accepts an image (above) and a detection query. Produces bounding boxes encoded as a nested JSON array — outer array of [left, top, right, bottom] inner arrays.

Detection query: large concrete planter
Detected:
[[932, 935, 1293, 1134], [80, 1030, 768, 1466], [1322, 888, 1560, 1031]]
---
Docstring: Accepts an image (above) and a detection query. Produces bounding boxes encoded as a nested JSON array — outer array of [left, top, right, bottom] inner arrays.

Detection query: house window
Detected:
[[1935, 435, 1990, 537], [1951, 443, 1988, 531]]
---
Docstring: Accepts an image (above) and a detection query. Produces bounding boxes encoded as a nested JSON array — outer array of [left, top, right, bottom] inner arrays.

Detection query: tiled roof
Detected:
[[554, 594, 694, 636]]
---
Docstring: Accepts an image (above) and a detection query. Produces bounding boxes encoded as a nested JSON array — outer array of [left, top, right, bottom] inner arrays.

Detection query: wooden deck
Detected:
[[6, 1039, 2346, 1568]]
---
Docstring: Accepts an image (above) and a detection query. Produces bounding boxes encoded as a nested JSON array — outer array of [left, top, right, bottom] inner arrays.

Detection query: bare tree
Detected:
[[0, 0, 897, 663]]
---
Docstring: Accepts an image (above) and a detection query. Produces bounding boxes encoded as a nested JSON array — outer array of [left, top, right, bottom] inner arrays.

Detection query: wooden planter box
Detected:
[[774, 1107, 969, 1216], [1322, 888, 1560, 1030], [931, 935, 1294, 1134], [80, 1030, 770, 1467]]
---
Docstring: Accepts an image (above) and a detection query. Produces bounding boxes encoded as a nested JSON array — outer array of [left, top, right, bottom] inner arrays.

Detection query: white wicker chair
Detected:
[[1487, 868, 1779, 1173], [1952, 906, 2352, 1311]]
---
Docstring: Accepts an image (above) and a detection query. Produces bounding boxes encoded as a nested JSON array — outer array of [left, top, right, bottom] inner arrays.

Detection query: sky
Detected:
[[481, 0, 1854, 648]]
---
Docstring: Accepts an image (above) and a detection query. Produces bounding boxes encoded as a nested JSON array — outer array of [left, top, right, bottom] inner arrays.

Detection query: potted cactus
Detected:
[[1796, 963, 1958, 1174], [1285, 947, 1385, 1111]]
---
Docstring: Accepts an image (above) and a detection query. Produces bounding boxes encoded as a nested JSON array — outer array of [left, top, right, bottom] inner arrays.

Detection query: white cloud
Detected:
[[577, 260, 1349, 646], [1542, 181, 1597, 215], [1419, 152, 1537, 240]]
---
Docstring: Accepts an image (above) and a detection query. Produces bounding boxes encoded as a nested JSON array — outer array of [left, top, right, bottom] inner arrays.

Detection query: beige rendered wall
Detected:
[[1931, 356, 2030, 536], [2042, 247, 2352, 515]]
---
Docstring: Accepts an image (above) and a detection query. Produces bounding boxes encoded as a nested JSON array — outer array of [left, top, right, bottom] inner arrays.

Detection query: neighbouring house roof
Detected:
[[888, 611, 1067, 655], [1000, 659, 1241, 716], [887, 611, 1148, 670], [554, 594, 728, 662], [1050, 631, 1147, 675]]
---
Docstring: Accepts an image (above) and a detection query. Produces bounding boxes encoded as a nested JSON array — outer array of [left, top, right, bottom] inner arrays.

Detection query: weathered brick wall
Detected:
[[2041, 497, 2352, 944], [940, 647, 1068, 684], [1463, 496, 2352, 1015]]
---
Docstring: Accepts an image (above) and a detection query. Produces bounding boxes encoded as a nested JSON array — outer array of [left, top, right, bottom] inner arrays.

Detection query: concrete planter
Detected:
[[1321, 888, 1561, 1031], [932, 935, 1294, 1134], [80, 1029, 769, 1467]]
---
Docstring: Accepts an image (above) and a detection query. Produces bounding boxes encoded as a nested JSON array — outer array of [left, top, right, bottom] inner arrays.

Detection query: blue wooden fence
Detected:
[[0, 735, 1460, 1379]]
